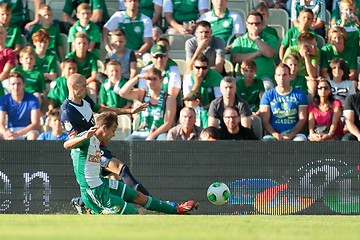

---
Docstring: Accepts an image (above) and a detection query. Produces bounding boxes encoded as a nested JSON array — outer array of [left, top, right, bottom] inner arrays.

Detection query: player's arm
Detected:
[[64, 127, 97, 149], [99, 103, 147, 115]]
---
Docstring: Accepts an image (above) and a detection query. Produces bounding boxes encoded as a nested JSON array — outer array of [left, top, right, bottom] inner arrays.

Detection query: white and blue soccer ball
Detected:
[[207, 182, 230, 205]]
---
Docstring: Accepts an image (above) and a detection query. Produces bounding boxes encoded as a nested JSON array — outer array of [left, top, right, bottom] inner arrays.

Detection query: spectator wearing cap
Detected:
[[167, 107, 203, 140], [185, 20, 225, 73], [138, 44, 181, 99], [182, 90, 208, 128], [183, 54, 223, 110]]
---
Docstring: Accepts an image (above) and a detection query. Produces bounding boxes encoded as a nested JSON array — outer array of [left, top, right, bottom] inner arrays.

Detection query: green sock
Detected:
[[143, 196, 177, 214]]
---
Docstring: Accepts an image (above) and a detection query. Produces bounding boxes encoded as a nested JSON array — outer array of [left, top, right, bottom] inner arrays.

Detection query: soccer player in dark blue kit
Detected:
[[61, 73, 149, 214]]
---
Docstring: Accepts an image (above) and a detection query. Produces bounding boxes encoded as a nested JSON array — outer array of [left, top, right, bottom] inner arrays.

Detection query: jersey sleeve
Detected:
[[143, 15, 153, 38], [198, 0, 209, 11], [62, 0, 75, 15], [163, 0, 173, 13]]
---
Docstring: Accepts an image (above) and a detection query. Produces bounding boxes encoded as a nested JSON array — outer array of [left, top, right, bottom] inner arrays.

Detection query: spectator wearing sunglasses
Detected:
[[183, 54, 223, 109], [308, 79, 343, 141], [231, 11, 278, 91]]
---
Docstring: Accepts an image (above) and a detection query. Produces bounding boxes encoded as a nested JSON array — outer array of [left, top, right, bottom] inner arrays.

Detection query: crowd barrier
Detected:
[[1, 141, 360, 215]]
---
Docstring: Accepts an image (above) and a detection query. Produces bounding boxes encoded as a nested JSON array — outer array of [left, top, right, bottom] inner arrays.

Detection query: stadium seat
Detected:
[[21, 34, 27, 48], [224, 59, 234, 77], [160, 33, 193, 50], [132, 114, 140, 131], [267, 9, 289, 34], [227, 0, 249, 15], [47, 0, 64, 21], [325, 9, 331, 35], [268, 24, 285, 40], [113, 115, 132, 140], [106, 0, 121, 11], [97, 60, 105, 73], [56, 61, 62, 76], [159, 33, 193, 60], [60, 33, 70, 56], [230, 8, 246, 25], [173, 59, 188, 77], [251, 115, 263, 139], [107, 8, 118, 16], [136, 59, 146, 73], [357, 56, 360, 77], [316, 35, 326, 49]]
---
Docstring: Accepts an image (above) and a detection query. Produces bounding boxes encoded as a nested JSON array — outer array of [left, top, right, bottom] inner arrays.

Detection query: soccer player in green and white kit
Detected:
[[64, 111, 198, 214]]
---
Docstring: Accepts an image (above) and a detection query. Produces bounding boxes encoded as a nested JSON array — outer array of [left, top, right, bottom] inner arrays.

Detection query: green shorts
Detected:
[[81, 178, 139, 214]]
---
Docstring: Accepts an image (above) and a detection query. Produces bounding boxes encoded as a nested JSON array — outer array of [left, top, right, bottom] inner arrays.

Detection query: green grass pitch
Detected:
[[1, 215, 360, 240]]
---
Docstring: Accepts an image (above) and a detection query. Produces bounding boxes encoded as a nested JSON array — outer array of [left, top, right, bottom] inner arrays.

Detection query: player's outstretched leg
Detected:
[[132, 192, 199, 215], [119, 165, 151, 196]]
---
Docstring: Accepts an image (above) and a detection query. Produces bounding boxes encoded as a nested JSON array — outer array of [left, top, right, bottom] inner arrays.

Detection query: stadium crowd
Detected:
[[0, 0, 360, 141]]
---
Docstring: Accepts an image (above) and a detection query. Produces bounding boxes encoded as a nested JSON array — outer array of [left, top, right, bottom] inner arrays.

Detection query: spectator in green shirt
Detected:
[[47, 58, 78, 113], [12, 46, 45, 105], [68, 3, 101, 56], [0, 3, 22, 55], [284, 54, 308, 95], [99, 60, 132, 109], [28, 4, 64, 61], [32, 29, 57, 82], [236, 59, 264, 115], [66, 32, 98, 102]]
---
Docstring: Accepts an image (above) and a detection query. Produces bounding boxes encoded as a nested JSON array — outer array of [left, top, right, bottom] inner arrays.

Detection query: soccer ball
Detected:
[[207, 182, 230, 205]]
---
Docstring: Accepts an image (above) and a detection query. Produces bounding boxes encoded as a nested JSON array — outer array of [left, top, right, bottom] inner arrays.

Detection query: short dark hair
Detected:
[[329, 58, 349, 81], [201, 127, 221, 140], [276, 63, 291, 74], [95, 112, 118, 129], [247, 11, 263, 22], [9, 71, 24, 82], [194, 54, 209, 65], [196, 20, 211, 29]]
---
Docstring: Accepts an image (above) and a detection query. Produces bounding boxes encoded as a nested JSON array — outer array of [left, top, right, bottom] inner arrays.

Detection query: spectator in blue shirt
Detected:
[[37, 109, 68, 140], [0, 71, 40, 140]]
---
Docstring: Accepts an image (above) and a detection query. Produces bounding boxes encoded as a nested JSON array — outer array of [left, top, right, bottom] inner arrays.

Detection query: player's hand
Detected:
[[86, 127, 98, 138], [131, 103, 148, 114]]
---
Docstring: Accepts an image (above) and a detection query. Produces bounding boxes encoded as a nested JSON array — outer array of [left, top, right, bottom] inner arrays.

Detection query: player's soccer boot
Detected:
[[176, 200, 199, 214], [70, 197, 86, 215]]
